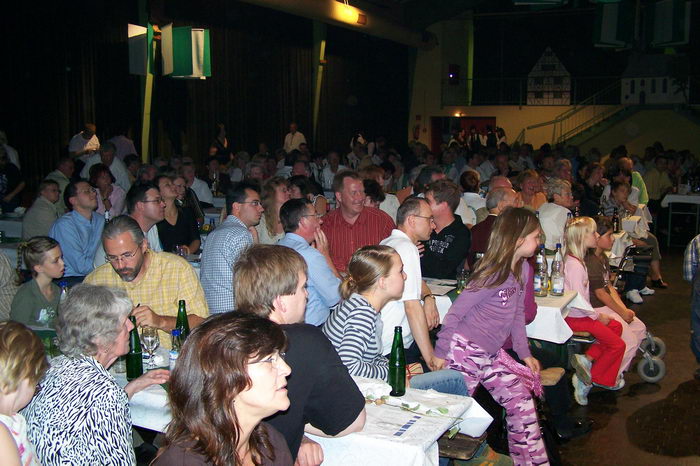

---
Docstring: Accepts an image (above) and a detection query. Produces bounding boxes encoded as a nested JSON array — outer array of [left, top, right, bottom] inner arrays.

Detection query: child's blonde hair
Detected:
[[0, 321, 48, 393], [564, 216, 597, 261]]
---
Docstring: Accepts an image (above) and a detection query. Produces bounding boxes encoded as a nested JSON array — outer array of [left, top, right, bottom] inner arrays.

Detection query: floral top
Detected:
[[0, 413, 40, 465]]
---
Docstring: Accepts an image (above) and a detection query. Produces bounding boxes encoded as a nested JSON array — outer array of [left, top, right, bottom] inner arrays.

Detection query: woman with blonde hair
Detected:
[[256, 177, 291, 244], [516, 169, 546, 210], [0, 321, 48, 466], [563, 217, 626, 406]]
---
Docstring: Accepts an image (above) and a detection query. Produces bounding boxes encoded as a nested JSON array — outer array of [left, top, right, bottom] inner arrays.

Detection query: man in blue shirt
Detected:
[[49, 180, 104, 283], [278, 198, 340, 326]]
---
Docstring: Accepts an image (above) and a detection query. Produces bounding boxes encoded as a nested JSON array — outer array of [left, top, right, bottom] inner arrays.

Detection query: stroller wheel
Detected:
[[637, 356, 666, 383], [640, 336, 666, 359]]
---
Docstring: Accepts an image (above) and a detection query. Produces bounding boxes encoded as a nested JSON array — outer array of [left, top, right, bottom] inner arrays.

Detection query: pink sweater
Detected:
[[563, 255, 598, 319]]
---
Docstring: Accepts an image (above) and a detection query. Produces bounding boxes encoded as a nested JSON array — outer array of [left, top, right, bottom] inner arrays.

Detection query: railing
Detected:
[[525, 80, 623, 144]]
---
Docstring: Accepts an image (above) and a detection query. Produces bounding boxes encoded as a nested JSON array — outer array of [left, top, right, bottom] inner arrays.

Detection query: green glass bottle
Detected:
[[388, 326, 406, 397], [125, 316, 143, 381], [175, 300, 190, 339]]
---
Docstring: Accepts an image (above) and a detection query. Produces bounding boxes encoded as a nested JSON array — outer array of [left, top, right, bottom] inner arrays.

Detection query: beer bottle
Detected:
[[388, 326, 406, 397], [126, 316, 143, 381], [175, 300, 190, 339]]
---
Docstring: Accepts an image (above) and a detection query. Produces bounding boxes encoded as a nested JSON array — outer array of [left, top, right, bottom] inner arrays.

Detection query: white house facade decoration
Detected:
[[527, 47, 571, 106]]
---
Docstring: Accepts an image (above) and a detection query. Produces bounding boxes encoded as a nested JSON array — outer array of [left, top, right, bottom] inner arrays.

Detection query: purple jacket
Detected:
[[436, 265, 532, 360]]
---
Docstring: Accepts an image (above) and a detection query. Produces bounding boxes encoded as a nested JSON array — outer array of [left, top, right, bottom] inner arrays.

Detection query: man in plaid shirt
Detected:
[[683, 233, 700, 379]]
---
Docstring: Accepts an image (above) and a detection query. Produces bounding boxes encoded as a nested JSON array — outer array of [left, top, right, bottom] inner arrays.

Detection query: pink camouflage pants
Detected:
[[446, 334, 549, 466]]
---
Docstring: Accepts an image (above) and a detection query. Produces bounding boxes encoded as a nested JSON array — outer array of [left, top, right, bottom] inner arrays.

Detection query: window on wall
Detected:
[[651, 79, 657, 93], [663, 78, 668, 93], [630, 80, 635, 94]]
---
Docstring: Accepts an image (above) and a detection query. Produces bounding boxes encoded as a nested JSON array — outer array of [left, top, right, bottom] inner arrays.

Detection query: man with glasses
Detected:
[[49, 180, 104, 283], [278, 198, 340, 326], [84, 215, 208, 348], [379, 197, 443, 371], [93, 183, 165, 267], [200, 182, 264, 314]]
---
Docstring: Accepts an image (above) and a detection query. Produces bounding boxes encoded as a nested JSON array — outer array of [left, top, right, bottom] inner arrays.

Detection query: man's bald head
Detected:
[[489, 175, 512, 191], [486, 187, 520, 214]]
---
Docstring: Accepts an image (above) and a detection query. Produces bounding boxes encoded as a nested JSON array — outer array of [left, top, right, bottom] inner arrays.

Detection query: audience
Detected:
[[84, 215, 208, 348], [380, 198, 441, 370], [283, 122, 306, 154], [257, 177, 291, 245], [234, 245, 366, 463], [44, 156, 75, 214], [172, 174, 205, 223], [10, 237, 63, 328], [321, 171, 394, 273], [22, 180, 61, 239], [459, 169, 484, 226], [200, 182, 263, 313], [278, 199, 340, 326], [89, 163, 126, 218], [516, 169, 546, 211], [0, 146, 25, 212], [154, 313, 293, 465], [155, 175, 200, 254], [643, 154, 673, 214], [0, 321, 48, 466], [23, 284, 169, 465], [181, 163, 213, 208], [538, 177, 574, 250], [48, 180, 104, 283], [80, 142, 131, 193], [0, 253, 17, 321], [67, 123, 99, 162], [420, 180, 471, 279], [468, 187, 521, 268]]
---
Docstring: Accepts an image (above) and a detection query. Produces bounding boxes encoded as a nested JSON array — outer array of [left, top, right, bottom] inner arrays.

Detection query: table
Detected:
[[661, 193, 700, 247], [308, 377, 492, 466], [0, 214, 23, 237], [114, 370, 492, 466]]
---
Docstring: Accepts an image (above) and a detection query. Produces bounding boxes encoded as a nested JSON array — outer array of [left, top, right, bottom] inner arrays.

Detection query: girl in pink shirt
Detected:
[[564, 217, 625, 406], [437, 208, 548, 466]]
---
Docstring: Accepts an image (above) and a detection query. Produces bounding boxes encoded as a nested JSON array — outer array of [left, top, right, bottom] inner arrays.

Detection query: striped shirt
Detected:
[[322, 293, 388, 380], [321, 207, 394, 273], [683, 234, 700, 282]]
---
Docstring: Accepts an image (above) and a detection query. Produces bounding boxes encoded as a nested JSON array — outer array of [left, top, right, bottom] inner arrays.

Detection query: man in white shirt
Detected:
[[538, 178, 574, 250], [182, 163, 213, 207], [68, 123, 100, 162], [380, 197, 443, 371], [283, 122, 307, 153], [107, 129, 138, 160], [80, 141, 132, 192], [320, 151, 347, 192]]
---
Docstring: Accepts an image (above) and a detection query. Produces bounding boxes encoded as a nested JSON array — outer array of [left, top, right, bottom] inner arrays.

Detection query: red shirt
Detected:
[[321, 207, 395, 272]]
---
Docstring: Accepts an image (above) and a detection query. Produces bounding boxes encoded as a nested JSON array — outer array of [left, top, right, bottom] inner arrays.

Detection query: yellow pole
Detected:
[[312, 21, 327, 148]]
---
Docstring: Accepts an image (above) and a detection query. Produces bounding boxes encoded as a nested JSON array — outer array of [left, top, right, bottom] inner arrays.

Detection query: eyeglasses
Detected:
[[251, 352, 286, 365], [239, 200, 262, 207], [413, 214, 435, 223], [302, 213, 323, 219], [105, 245, 141, 264], [77, 188, 97, 195], [142, 197, 164, 204]]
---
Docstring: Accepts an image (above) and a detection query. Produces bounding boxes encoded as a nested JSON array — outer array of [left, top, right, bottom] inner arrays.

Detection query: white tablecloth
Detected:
[[114, 369, 491, 466], [660, 193, 700, 208], [308, 377, 492, 466], [0, 216, 22, 238]]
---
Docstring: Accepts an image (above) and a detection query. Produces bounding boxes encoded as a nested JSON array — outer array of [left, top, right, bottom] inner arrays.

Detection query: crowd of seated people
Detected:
[[3, 121, 698, 465]]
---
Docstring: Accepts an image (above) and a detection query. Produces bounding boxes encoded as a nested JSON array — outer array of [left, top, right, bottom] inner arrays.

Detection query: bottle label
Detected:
[[534, 276, 542, 292], [551, 277, 564, 294], [169, 350, 179, 371]]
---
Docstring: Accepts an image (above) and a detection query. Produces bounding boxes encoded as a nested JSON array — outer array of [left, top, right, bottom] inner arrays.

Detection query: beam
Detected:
[[311, 21, 327, 148]]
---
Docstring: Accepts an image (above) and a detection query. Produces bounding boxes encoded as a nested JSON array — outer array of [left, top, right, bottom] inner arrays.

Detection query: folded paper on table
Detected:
[[427, 283, 456, 296]]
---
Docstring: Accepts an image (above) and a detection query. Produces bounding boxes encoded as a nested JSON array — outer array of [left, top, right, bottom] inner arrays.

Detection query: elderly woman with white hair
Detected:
[[22, 284, 168, 466], [538, 178, 575, 251]]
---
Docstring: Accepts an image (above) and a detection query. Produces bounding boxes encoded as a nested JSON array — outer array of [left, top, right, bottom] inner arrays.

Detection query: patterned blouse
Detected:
[[22, 355, 136, 466]]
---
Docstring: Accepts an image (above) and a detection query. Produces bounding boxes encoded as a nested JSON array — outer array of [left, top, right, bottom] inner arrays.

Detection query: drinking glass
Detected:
[[141, 327, 160, 369]]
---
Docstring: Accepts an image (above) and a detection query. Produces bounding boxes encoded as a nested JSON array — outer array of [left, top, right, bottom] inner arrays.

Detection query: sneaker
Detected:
[[570, 353, 592, 385], [639, 286, 656, 296], [572, 374, 591, 406], [594, 375, 626, 391], [626, 289, 644, 304]]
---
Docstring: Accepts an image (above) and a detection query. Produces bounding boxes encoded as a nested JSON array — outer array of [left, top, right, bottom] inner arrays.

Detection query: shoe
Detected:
[[651, 279, 668, 289], [570, 354, 592, 385], [639, 286, 656, 296], [554, 417, 593, 441], [572, 374, 591, 406], [594, 375, 625, 391], [626, 289, 644, 304]]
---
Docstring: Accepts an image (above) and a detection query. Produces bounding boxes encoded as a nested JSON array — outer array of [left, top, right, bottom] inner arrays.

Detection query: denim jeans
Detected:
[[691, 292, 700, 363], [409, 369, 468, 396]]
